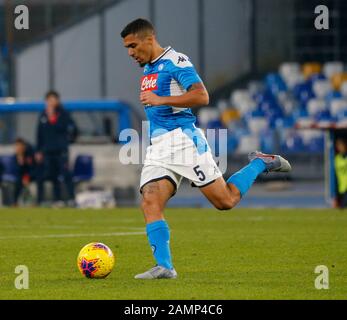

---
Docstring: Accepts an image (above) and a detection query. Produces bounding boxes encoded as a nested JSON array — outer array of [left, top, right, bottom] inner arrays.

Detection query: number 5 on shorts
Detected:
[[193, 165, 206, 181]]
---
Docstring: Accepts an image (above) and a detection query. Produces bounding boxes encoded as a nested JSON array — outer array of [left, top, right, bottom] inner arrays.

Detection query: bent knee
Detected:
[[214, 198, 236, 211], [141, 197, 163, 214]]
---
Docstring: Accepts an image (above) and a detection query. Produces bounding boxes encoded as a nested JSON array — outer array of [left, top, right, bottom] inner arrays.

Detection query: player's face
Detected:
[[336, 140, 347, 154], [15, 142, 25, 155], [45, 96, 60, 112], [123, 33, 153, 67]]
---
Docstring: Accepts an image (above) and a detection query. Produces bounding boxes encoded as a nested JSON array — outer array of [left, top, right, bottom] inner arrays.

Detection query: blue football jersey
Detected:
[[140, 46, 202, 138]]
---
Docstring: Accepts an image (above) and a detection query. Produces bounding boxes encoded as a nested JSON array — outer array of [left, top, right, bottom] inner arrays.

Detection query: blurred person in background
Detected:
[[334, 137, 347, 209], [35, 90, 78, 207], [13, 138, 35, 206]]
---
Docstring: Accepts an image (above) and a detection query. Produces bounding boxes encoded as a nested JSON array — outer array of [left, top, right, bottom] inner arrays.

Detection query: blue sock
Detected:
[[146, 220, 173, 269], [227, 158, 266, 197]]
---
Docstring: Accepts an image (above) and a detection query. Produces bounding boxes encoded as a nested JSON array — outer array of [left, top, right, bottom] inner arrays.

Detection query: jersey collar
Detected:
[[150, 46, 172, 64]]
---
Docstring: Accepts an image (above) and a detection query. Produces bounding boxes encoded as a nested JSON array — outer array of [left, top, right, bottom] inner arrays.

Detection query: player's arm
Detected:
[[140, 82, 209, 108]]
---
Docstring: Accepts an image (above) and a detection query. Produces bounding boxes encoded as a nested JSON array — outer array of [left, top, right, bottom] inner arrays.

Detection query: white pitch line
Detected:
[[0, 231, 146, 240], [0, 225, 144, 230]]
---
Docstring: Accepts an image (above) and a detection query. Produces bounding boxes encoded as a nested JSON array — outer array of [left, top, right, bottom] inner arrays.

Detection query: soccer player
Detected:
[[121, 18, 291, 279]]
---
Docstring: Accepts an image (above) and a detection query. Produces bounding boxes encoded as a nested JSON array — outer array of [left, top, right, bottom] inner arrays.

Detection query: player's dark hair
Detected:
[[45, 90, 60, 100], [336, 137, 347, 146], [15, 137, 26, 145], [120, 18, 154, 38]]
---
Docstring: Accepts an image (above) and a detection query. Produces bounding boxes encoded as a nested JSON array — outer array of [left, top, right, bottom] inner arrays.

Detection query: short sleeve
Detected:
[[170, 54, 202, 90]]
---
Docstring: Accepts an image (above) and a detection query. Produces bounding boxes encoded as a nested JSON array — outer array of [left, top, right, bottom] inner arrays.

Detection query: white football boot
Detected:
[[134, 266, 178, 279]]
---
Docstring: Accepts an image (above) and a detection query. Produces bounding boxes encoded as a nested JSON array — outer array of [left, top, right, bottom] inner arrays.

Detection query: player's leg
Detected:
[[200, 177, 241, 210], [135, 174, 179, 279], [140, 179, 174, 223], [200, 151, 291, 210], [36, 155, 48, 205], [59, 152, 75, 206], [51, 155, 62, 203]]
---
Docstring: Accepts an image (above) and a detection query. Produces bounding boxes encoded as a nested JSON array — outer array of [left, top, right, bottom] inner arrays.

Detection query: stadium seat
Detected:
[[302, 62, 321, 79], [309, 73, 326, 83], [253, 88, 277, 105], [217, 99, 229, 112], [220, 109, 240, 127], [265, 73, 287, 95], [281, 134, 305, 153], [336, 111, 347, 128], [275, 116, 295, 130], [312, 79, 332, 99], [73, 155, 94, 184], [314, 110, 333, 127], [277, 92, 296, 115], [247, 81, 264, 96], [248, 117, 268, 134], [325, 90, 342, 102], [260, 129, 276, 153], [236, 135, 260, 154], [298, 129, 323, 145], [279, 62, 300, 79], [293, 82, 314, 106], [230, 89, 251, 107], [235, 98, 256, 116], [197, 107, 220, 128], [283, 72, 304, 90], [0, 155, 17, 183], [307, 135, 325, 153], [206, 119, 224, 130], [323, 61, 344, 79], [227, 134, 239, 153], [330, 99, 347, 116], [341, 81, 347, 98], [331, 72, 347, 91], [307, 98, 327, 116]]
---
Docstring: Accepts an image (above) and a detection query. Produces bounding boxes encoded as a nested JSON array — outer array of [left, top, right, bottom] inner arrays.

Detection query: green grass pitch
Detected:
[[0, 208, 346, 299]]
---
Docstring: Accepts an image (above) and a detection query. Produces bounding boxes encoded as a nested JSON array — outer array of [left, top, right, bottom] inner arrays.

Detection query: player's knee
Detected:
[[141, 197, 162, 214], [214, 198, 236, 211]]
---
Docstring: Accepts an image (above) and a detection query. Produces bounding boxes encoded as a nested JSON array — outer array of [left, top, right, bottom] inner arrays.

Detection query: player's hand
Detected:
[[140, 91, 163, 106], [35, 152, 43, 163], [332, 198, 339, 209]]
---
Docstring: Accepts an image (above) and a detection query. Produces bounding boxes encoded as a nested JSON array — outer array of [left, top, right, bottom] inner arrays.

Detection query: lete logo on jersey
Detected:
[[141, 74, 158, 91]]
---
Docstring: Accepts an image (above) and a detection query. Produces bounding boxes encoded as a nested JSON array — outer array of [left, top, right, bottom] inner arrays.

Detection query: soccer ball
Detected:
[[77, 242, 115, 279]]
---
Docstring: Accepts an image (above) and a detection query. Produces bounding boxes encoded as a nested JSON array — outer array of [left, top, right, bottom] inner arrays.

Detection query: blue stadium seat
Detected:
[[73, 155, 94, 184], [293, 82, 315, 106], [307, 136, 324, 153], [275, 116, 295, 130], [227, 134, 239, 153], [325, 90, 342, 102], [0, 155, 17, 183], [206, 119, 224, 130], [265, 73, 287, 95], [314, 110, 333, 123], [308, 73, 326, 84], [260, 130, 276, 153], [336, 109, 347, 120], [281, 134, 306, 153]]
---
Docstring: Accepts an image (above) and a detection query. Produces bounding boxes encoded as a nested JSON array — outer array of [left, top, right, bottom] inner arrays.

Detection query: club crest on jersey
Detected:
[[141, 74, 158, 91]]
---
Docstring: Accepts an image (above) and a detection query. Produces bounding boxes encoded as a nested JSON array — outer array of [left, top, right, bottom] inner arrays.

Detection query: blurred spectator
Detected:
[[13, 138, 35, 206], [35, 90, 78, 207], [333, 138, 347, 209]]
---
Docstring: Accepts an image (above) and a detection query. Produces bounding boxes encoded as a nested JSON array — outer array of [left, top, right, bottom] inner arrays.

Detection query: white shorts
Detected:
[[140, 127, 222, 194]]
